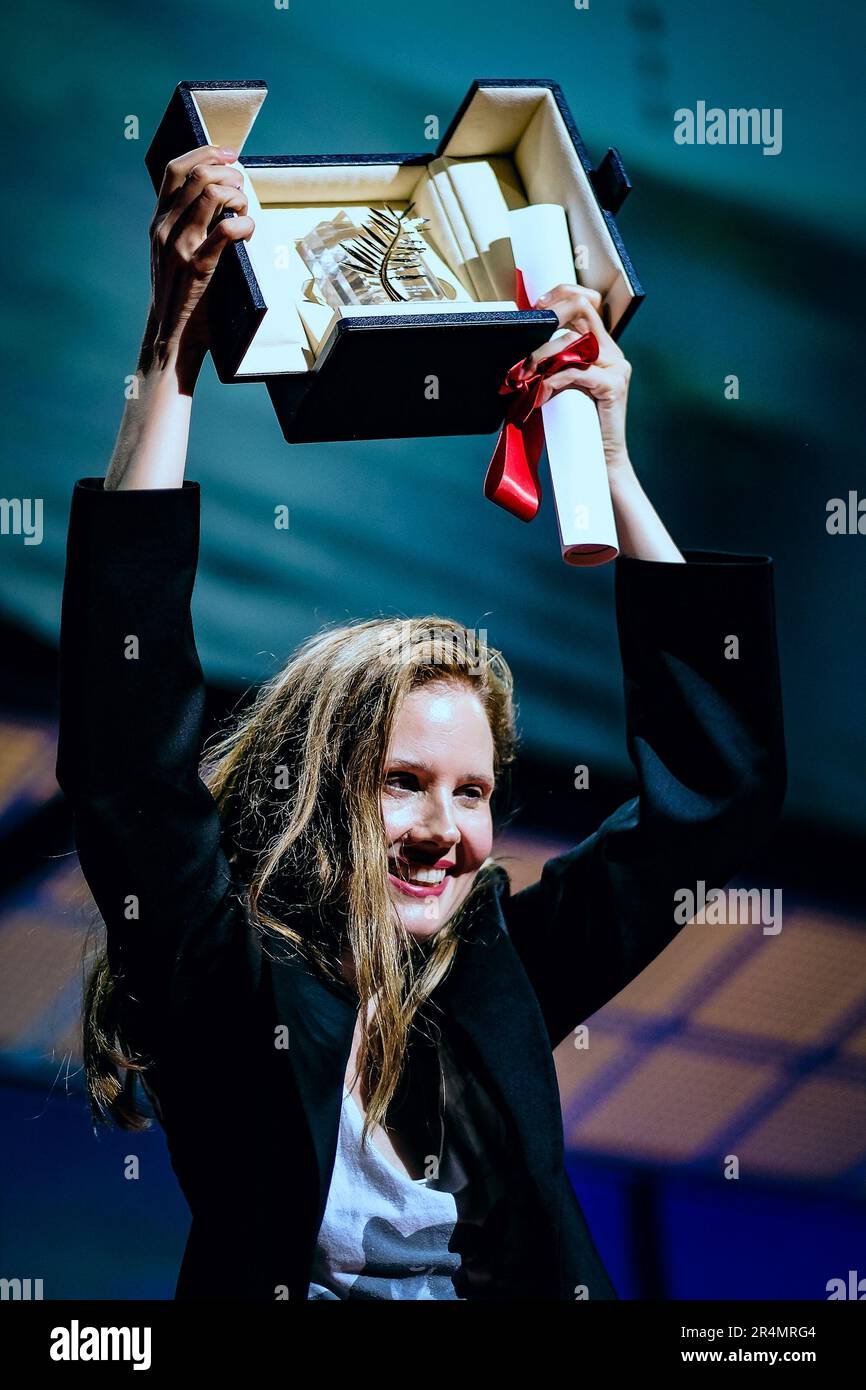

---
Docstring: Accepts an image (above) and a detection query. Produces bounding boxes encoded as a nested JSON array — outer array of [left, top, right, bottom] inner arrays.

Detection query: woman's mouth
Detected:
[[387, 856, 454, 898]]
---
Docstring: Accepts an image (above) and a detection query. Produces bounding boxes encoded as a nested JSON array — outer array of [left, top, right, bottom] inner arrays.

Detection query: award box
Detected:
[[145, 79, 643, 444]]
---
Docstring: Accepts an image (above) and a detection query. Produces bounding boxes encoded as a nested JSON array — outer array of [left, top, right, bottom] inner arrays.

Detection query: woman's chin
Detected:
[[400, 916, 445, 941], [388, 875, 470, 939]]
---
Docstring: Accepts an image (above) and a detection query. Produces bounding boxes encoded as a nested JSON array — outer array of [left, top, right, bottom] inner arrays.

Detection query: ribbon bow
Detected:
[[483, 331, 599, 522]]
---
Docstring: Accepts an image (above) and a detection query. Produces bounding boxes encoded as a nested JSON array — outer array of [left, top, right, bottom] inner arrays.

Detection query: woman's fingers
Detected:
[[170, 161, 246, 217], [536, 284, 620, 355], [170, 184, 250, 257], [537, 362, 630, 407], [157, 145, 237, 208], [146, 147, 251, 360], [527, 327, 617, 373], [153, 151, 248, 265], [190, 214, 256, 280], [537, 282, 602, 314], [158, 166, 247, 243], [519, 285, 633, 463]]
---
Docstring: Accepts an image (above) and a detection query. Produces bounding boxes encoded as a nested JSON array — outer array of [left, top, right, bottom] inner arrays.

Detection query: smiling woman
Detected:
[[54, 141, 786, 1302], [382, 682, 498, 931], [188, 612, 517, 1154]]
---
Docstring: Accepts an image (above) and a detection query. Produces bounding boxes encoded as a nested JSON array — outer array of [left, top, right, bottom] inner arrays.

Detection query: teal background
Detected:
[[1, 0, 865, 1308], [2, 0, 864, 832]]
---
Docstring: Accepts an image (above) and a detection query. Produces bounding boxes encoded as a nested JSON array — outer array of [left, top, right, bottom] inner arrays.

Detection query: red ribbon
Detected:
[[484, 272, 599, 522]]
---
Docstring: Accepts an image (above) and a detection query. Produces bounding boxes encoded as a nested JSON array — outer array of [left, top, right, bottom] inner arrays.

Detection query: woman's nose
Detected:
[[417, 789, 459, 846]]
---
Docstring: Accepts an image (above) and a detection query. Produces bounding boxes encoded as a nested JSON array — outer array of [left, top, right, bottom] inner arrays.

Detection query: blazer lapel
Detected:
[[263, 874, 564, 1226], [265, 935, 357, 1221], [433, 877, 565, 1183]]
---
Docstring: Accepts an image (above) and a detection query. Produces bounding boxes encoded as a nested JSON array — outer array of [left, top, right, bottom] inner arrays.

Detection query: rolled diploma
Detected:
[[507, 205, 618, 566]]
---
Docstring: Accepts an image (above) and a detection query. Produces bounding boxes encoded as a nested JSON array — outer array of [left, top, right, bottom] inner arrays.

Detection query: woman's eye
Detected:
[[457, 785, 486, 802], [385, 772, 417, 792]]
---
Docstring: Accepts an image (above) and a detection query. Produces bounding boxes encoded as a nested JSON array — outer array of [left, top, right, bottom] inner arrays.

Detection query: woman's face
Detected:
[[381, 680, 495, 940]]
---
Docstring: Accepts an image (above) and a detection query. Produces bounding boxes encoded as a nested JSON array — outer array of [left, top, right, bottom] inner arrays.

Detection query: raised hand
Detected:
[[141, 145, 255, 380], [106, 146, 254, 490], [530, 284, 633, 477]]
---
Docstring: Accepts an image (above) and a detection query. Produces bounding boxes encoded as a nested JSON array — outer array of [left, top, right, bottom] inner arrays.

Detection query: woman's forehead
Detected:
[[389, 685, 495, 764]]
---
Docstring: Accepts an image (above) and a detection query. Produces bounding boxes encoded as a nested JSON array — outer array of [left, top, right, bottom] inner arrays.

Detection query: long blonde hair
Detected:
[[84, 615, 516, 1140]]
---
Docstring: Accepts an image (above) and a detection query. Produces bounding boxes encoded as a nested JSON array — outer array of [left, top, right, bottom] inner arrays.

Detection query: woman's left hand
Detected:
[[529, 284, 632, 479]]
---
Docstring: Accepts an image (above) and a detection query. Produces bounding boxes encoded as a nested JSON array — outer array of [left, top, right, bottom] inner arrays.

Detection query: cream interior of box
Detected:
[[191, 87, 635, 377]]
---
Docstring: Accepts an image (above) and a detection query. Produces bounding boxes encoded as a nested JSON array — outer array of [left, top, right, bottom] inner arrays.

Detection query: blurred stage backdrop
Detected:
[[1, 0, 865, 1299]]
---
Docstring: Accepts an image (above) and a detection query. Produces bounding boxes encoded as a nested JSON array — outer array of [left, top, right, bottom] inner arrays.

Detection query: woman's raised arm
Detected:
[[502, 547, 786, 1048], [500, 287, 786, 1047], [106, 143, 253, 492], [56, 148, 256, 1014]]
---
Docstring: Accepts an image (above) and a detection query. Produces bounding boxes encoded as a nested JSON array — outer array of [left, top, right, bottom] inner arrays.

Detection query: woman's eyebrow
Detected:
[[386, 757, 434, 772], [386, 757, 494, 787]]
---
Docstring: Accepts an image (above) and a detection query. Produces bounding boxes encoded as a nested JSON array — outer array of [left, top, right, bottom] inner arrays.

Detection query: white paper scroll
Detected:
[[508, 204, 618, 566]]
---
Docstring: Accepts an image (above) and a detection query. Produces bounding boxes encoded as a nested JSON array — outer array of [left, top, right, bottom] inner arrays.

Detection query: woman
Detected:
[[57, 146, 786, 1301]]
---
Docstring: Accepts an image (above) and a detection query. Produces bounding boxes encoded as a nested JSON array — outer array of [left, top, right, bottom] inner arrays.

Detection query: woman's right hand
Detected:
[[106, 146, 254, 489], [141, 144, 255, 379]]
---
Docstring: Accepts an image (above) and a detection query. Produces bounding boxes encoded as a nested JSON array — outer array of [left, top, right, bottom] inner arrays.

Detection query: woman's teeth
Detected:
[[390, 862, 448, 886], [409, 867, 446, 885]]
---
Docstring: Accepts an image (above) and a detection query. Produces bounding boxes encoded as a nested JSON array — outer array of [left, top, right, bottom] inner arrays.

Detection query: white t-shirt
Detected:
[[307, 1086, 464, 1300]]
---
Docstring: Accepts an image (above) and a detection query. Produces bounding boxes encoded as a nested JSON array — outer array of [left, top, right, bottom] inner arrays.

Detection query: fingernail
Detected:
[[536, 293, 550, 306], [219, 147, 238, 159]]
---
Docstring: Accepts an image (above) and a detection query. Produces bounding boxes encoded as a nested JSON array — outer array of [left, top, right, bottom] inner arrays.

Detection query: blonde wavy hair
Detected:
[[84, 615, 517, 1142]]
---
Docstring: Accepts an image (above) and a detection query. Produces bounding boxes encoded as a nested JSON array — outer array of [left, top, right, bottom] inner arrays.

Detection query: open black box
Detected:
[[145, 79, 643, 443]]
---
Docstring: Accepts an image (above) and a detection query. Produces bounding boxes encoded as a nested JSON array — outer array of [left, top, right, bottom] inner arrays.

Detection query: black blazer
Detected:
[[56, 478, 786, 1301]]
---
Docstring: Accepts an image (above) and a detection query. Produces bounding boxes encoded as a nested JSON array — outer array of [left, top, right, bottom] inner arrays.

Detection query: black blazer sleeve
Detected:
[[55, 477, 243, 1012], [501, 549, 787, 1050]]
